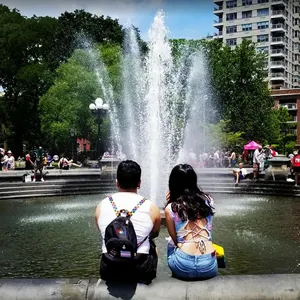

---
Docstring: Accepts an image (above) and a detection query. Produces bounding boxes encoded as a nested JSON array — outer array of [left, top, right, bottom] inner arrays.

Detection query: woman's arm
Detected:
[[149, 203, 161, 239], [165, 207, 177, 245]]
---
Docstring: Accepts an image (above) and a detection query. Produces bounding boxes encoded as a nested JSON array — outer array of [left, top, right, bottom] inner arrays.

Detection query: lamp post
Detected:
[[69, 128, 75, 161], [281, 128, 288, 155], [89, 98, 109, 167]]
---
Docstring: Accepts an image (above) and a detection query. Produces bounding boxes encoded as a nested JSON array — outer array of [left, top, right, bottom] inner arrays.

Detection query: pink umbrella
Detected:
[[244, 141, 262, 150]]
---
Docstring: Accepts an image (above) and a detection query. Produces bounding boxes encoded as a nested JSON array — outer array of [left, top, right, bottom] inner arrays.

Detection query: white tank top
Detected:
[[97, 192, 153, 254]]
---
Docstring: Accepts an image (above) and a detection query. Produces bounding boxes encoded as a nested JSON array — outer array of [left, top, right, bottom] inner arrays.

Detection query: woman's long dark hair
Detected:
[[168, 164, 214, 222]]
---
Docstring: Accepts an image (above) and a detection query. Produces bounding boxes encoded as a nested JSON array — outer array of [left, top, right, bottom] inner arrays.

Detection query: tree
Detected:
[[39, 44, 122, 155], [39, 50, 100, 153], [0, 5, 125, 156], [206, 120, 245, 150]]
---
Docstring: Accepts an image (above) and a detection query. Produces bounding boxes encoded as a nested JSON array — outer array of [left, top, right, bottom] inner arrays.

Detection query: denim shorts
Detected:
[[167, 245, 218, 280]]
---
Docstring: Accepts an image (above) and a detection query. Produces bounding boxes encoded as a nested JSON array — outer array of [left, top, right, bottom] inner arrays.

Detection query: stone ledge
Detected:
[[0, 274, 299, 300]]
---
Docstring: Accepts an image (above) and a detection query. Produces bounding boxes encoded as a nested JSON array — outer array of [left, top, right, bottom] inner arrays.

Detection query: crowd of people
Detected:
[[0, 146, 82, 182]]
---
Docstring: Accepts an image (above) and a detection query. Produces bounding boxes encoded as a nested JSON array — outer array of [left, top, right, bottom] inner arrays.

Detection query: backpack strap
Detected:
[[108, 196, 147, 218]]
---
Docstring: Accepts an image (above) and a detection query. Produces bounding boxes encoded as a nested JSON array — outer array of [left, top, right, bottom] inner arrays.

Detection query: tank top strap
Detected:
[[108, 196, 147, 218]]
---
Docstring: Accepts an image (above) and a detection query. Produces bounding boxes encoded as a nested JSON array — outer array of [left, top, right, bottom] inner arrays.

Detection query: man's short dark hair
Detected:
[[117, 160, 141, 189]]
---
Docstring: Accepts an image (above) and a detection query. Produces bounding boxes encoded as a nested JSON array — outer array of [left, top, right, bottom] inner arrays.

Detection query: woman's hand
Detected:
[[166, 191, 170, 202]]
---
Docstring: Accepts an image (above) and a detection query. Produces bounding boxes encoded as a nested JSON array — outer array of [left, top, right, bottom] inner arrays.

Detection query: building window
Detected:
[[242, 0, 252, 5], [256, 46, 269, 54], [257, 34, 269, 42], [226, 38, 237, 46], [242, 23, 252, 31], [257, 21, 269, 29], [226, 0, 237, 8], [257, 8, 269, 16], [257, 0, 269, 3], [226, 13, 237, 21], [242, 10, 252, 18], [226, 25, 237, 33]]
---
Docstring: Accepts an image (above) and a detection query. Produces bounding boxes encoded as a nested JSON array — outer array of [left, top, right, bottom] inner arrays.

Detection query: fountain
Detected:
[[91, 10, 212, 206]]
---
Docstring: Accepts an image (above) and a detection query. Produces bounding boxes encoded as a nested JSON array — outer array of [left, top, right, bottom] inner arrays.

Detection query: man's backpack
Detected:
[[104, 196, 147, 260]]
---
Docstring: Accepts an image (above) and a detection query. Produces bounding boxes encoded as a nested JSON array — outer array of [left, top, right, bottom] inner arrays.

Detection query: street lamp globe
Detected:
[[89, 103, 96, 110], [95, 98, 103, 108], [102, 103, 109, 110]]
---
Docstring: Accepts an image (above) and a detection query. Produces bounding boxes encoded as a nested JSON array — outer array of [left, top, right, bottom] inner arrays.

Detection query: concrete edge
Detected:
[[0, 274, 300, 300]]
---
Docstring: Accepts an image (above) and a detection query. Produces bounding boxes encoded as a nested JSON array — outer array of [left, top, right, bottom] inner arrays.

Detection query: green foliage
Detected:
[[170, 39, 276, 144], [206, 120, 245, 150], [0, 5, 124, 155], [39, 44, 122, 154], [203, 40, 273, 142], [39, 50, 101, 153]]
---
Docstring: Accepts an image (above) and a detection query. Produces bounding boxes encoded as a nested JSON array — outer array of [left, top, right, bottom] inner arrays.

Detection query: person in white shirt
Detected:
[[232, 163, 247, 186], [253, 146, 263, 180], [95, 160, 161, 283], [2, 150, 15, 171]]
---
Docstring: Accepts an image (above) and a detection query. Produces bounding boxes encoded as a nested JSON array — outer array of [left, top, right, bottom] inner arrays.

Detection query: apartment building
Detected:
[[213, 0, 300, 90], [272, 88, 300, 142]]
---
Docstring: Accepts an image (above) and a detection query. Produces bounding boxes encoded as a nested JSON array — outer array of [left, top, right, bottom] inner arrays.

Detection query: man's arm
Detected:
[[149, 203, 161, 239], [95, 203, 101, 231]]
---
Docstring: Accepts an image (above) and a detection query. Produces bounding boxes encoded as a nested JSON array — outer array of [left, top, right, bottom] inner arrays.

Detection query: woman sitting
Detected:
[[58, 156, 82, 170], [165, 164, 217, 280]]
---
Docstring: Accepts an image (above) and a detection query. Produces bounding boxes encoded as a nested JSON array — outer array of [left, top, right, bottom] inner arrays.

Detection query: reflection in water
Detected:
[[0, 193, 299, 278]]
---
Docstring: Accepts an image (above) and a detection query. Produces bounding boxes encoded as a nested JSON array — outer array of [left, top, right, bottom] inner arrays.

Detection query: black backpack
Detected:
[[104, 196, 147, 260]]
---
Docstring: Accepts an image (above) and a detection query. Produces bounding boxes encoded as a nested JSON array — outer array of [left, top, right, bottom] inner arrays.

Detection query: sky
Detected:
[[0, 0, 215, 40]]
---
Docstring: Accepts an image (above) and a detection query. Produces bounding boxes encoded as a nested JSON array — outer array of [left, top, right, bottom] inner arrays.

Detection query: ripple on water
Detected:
[[53, 201, 98, 211], [19, 211, 84, 224]]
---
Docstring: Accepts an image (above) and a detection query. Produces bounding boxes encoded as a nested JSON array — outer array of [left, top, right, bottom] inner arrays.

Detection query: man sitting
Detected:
[[232, 163, 247, 186], [95, 160, 161, 283]]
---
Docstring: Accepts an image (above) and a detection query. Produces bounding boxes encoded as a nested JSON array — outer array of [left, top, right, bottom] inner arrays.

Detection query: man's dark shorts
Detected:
[[100, 240, 157, 284]]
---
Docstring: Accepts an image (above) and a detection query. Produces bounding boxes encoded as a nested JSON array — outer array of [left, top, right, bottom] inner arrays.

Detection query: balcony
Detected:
[[214, 19, 223, 28], [213, 32, 223, 39], [271, 83, 285, 89], [271, 0, 287, 5], [270, 49, 286, 57], [287, 116, 297, 123], [270, 60, 285, 69], [271, 23, 285, 32], [281, 103, 297, 110], [270, 72, 285, 80], [271, 37, 285, 45], [271, 10, 286, 19], [214, 6, 223, 15]]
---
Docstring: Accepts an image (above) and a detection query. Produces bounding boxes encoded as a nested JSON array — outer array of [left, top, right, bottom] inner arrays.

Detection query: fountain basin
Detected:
[[265, 155, 291, 181], [0, 275, 299, 300]]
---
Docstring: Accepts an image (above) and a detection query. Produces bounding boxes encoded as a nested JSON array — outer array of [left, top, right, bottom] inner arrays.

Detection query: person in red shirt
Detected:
[[291, 150, 300, 186]]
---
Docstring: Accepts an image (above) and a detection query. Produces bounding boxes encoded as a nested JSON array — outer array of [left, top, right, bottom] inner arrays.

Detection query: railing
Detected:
[[271, 49, 285, 54], [271, 73, 284, 77], [214, 6, 223, 10], [271, 61, 285, 66], [271, 0, 288, 4], [271, 37, 285, 42], [214, 31, 223, 36], [272, 10, 285, 15], [214, 18, 223, 23], [272, 24, 285, 29], [281, 103, 297, 109]]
